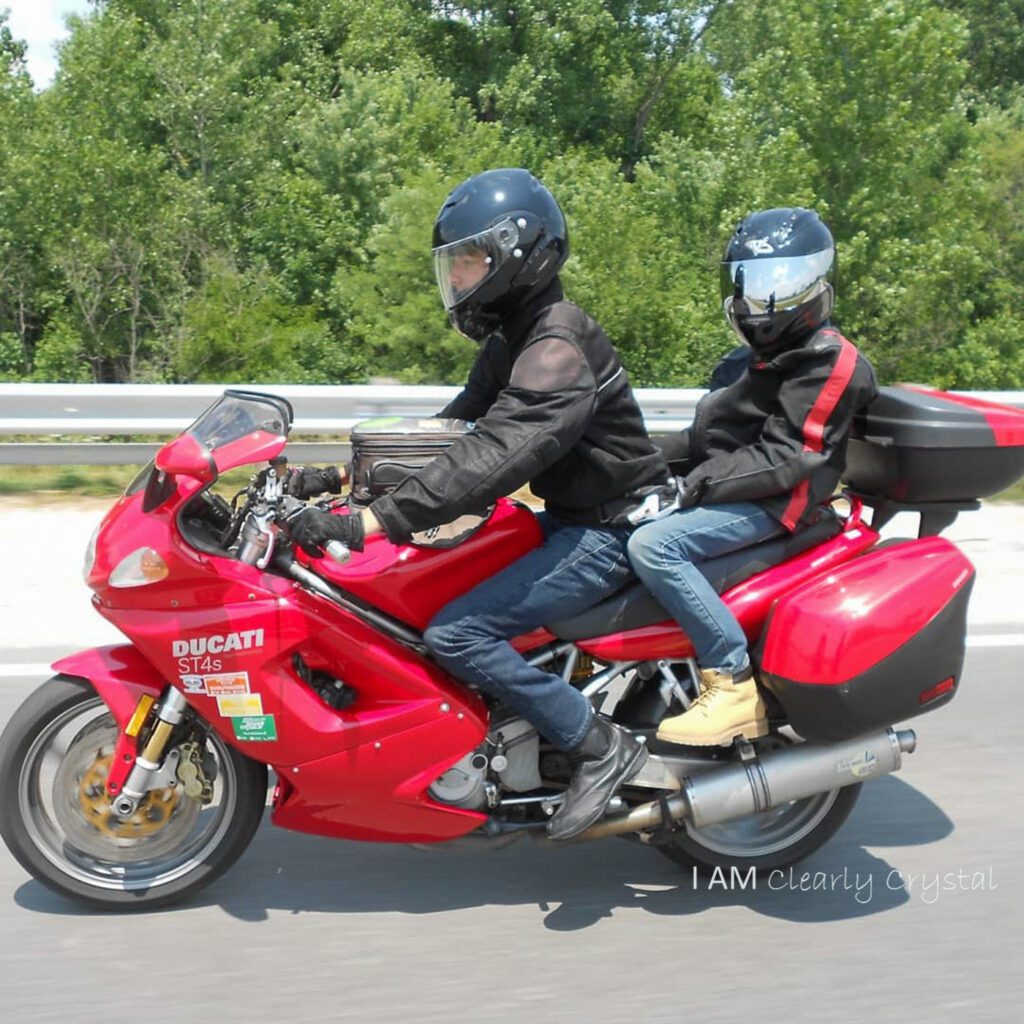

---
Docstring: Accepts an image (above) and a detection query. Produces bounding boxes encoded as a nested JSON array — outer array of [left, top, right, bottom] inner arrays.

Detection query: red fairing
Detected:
[[577, 518, 879, 662], [271, 713, 488, 843], [905, 386, 1024, 447], [759, 537, 975, 685], [310, 499, 544, 629], [86, 474, 493, 842]]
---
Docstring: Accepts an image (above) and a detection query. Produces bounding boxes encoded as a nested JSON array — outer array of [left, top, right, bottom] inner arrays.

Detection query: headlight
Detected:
[[82, 524, 101, 582], [109, 548, 170, 588]]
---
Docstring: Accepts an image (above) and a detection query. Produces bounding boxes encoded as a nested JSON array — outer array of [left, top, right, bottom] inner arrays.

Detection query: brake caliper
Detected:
[[176, 741, 214, 804]]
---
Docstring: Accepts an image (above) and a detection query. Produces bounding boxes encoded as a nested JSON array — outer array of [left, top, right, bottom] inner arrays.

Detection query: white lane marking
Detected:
[[966, 634, 1024, 648], [0, 664, 54, 678], [1, 634, 1023, 679]]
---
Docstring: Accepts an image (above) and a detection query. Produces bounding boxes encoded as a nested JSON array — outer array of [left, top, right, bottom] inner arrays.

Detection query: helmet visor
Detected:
[[433, 218, 521, 311], [720, 247, 835, 315]]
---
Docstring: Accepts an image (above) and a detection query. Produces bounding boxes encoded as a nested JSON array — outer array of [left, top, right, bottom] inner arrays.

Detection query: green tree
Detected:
[[432, 2, 725, 171], [697, 0, 987, 383], [172, 256, 347, 382], [0, 12, 46, 375], [939, 1, 1024, 106]]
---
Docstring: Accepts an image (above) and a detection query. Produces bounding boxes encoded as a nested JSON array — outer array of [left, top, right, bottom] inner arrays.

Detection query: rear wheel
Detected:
[[655, 783, 861, 874], [651, 733, 862, 874], [0, 676, 267, 910]]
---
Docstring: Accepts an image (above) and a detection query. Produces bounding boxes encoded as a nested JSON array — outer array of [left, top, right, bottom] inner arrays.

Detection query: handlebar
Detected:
[[324, 540, 351, 564]]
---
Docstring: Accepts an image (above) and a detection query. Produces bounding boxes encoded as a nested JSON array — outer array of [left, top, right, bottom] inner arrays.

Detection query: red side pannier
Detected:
[[755, 537, 975, 743]]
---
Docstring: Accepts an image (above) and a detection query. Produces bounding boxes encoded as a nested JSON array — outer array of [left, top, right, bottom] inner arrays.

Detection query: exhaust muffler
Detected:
[[568, 727, 916, 842]]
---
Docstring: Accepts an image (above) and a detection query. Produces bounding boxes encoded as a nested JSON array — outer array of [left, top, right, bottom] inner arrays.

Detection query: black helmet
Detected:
[[432, 168, 569, 341], [720, 208, 836, 354]]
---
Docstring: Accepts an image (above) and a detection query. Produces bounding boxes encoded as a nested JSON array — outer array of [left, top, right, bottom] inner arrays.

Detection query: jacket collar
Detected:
[[753, 324, 839, 370], [498, 278, 566, 348]]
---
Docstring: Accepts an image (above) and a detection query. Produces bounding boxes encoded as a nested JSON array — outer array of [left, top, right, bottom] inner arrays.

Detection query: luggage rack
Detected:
[[844, 490, 980, 538]]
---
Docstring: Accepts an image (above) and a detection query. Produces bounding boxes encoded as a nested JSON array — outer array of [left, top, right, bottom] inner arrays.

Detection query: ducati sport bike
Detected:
[[2, 386, 1022, 910]]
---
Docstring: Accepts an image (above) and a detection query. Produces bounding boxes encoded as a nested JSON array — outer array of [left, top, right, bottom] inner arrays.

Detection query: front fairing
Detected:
[[85, 391, 292, 602]]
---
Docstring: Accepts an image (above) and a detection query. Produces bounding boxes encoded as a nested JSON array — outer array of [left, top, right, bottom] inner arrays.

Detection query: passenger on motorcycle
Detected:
[[628, 208, 879, 747], [288, 168, 677, 840]]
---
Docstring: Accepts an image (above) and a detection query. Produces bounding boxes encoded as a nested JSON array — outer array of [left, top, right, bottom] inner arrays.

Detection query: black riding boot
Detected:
[[546, 715, 648, 841]]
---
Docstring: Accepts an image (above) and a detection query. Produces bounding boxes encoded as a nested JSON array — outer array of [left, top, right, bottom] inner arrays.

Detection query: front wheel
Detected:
[[0, 676, 268, 910]]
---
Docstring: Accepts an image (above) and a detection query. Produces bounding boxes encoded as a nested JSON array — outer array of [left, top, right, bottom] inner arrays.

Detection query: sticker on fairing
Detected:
[[178, 671, 251, 697], [204, 672, 251, 696], [216, 693, 264, 718], [232, 714, 277, 742]]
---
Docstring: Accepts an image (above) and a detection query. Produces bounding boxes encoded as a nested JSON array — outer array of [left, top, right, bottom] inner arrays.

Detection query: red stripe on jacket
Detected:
[[780, 334, 860, 530]]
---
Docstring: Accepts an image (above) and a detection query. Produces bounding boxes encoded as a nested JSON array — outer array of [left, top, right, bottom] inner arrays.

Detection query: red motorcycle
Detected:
[[2, 387, 1022, 910]]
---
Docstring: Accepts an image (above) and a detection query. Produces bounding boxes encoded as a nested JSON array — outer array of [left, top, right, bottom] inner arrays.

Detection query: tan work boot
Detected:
[[656, 666, 768, 746]]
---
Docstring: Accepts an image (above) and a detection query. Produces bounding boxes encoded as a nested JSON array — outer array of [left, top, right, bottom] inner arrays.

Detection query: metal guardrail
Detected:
[[0, 383, 707, 465], [1, 383, 1022, 466]]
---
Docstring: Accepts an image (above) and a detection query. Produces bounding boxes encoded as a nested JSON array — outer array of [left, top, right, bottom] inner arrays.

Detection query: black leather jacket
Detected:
[[371, 281, 671, 541], [658, 328, 878, 531]]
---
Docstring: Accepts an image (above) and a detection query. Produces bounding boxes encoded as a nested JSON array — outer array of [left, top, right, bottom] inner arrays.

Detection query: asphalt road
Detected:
[[0, 643, 1020, 1024]]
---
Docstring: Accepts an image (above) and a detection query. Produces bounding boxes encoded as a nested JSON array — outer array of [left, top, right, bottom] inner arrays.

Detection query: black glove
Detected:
[[256, 464, 344, 500], [285, 465, 344, 500], [676, 473, 707, 510], [287, 507, 365, 558]]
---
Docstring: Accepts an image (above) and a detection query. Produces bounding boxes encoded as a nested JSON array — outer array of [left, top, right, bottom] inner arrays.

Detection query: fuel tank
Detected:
[[312, 498, 544, 629]]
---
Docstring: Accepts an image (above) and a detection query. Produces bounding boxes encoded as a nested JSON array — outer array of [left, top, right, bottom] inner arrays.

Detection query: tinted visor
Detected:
[[433, 218, 520, 310], [720, 247, 834, 315]]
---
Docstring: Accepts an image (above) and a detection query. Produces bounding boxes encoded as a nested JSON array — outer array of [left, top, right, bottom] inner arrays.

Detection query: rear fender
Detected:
[[52, 645, 166, 731]]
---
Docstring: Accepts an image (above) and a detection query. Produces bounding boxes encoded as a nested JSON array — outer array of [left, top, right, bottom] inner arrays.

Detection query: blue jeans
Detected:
[[424, 514, 634, 750], [627, 502, 784, 674]]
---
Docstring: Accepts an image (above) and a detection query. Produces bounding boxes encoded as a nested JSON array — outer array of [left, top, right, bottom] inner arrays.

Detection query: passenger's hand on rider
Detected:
[[255, 464, 347, 499], [287, 505, 382, 557], [676, 473, 708, 511]]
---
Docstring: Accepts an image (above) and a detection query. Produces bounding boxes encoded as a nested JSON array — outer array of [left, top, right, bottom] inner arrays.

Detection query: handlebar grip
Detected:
[[325, 540, 351, 564]]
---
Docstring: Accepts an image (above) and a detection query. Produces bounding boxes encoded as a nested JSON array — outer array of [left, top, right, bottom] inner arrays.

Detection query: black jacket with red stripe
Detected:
[[659, 328, 878, 531]]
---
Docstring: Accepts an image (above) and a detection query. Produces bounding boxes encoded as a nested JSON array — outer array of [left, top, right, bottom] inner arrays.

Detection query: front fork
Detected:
[[107, 688, 189, 816]]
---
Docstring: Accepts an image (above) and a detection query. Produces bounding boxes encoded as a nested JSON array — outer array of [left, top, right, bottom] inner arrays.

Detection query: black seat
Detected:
[[546, 512, 842, 642]]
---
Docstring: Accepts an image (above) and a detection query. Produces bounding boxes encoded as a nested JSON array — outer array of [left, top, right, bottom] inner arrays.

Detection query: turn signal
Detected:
[[82, 524, 101, 582], [109, 547, 170, 588]]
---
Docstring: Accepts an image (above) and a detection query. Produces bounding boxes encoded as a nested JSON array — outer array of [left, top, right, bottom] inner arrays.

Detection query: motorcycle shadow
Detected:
[[14, 775, 952, 929]]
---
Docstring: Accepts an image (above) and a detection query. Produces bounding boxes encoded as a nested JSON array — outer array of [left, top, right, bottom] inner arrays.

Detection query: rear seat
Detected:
[[546, 512, 842, 642]]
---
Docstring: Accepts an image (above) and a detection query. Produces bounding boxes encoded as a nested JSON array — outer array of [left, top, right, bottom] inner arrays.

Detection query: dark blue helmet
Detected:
[[721, 208, 836, 354], [433, 168, 569, 341]]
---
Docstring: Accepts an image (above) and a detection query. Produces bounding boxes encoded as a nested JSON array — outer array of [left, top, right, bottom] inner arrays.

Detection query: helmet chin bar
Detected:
[[451, 305, 502, 343], [723, 285, 834, 356]]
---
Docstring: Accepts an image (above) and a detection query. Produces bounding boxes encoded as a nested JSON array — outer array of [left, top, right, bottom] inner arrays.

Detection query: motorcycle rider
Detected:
[[288, 168, 677, 840], [628, 208, 878, 746]]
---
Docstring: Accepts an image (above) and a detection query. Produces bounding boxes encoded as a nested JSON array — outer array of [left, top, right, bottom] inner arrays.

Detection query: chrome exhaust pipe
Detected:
[[563, 727, 916, 842]]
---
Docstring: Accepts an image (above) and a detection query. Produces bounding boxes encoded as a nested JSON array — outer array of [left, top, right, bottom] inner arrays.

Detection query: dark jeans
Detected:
[[424, 514, 634, 750], [627, 502, 783, 673]]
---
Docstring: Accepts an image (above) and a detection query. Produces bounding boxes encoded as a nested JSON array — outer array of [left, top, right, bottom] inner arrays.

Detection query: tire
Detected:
[[0, 676, 268, 911], [655, 782, 862, 875]]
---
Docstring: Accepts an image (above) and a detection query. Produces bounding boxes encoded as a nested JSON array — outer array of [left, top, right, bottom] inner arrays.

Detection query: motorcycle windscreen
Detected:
[[148, 390, 291, 481]]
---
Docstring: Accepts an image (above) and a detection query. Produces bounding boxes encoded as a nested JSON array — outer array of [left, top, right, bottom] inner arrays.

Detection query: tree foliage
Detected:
[[0, 0, 1020, 387]]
